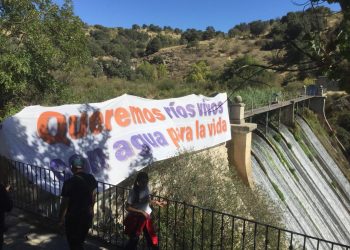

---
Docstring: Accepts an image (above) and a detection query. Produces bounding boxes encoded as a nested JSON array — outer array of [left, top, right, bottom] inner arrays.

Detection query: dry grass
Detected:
[[140, 36, 275, 80]]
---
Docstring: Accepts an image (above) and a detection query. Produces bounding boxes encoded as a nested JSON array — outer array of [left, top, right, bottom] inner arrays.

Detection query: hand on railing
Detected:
[[152, 199, 167, 208]]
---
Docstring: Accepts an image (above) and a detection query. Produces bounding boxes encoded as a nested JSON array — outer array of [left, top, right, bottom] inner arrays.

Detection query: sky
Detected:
[[54, 0, 340, 32]]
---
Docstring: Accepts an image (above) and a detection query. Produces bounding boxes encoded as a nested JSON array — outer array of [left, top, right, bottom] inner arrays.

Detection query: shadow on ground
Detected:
[[3, 208, 117, 250]]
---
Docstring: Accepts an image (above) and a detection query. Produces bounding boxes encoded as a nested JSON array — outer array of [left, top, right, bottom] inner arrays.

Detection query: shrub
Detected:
[[337, 112, 350, 132], [156, 80, 175, 91], [220, 55, 278, 88], [146, 149, 285, 249], [185, 61, 211, 83], [181, 29, 203, 43], [157, 64, 169, 80], [100, 60, 133, 79], [336, 127, 350, 154], [145, 37, 162, 55], [186, 39, 199, 48], [249, 20, 269, 36], [135, 61, 158, 81]]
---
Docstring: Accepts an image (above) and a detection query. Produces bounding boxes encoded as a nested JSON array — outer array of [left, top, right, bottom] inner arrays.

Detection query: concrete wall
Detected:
[[309, 96, 326, 116]]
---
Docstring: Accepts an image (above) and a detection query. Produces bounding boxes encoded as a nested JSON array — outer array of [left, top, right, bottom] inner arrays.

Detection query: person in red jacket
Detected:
[[0, 183, 13, 250], [124, 171, 166, 250]]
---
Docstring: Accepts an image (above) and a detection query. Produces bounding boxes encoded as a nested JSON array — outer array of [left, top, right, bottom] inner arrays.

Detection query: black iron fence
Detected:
[[3, 158, 350, 249]]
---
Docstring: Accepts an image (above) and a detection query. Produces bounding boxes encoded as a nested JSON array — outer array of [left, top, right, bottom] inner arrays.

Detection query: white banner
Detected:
[[0, 93, 231, 190]]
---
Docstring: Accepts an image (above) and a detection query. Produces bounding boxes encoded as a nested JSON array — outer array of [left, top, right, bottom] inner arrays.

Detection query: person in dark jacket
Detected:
[[0, 183, 13, 250], [58, 156, 97, 250]]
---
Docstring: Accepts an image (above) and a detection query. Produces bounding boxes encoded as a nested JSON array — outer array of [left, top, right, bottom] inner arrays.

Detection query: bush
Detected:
[[186, 40, 199, 48], [249, 20, 269, 36], [181, 29, 203, 43], [100, 60, 133, 79], [145, 37, 162, 55], [336, 127, 350, 154], [220, 55, 278, 88], [150, 56, 164, 65], [185, 61, 211, 83], [135, 61, 158, 81], [157, 64, 168, 80], [156, 80, 175, 91], [146, 149, 285, 249], [337, 112, 350, 132]]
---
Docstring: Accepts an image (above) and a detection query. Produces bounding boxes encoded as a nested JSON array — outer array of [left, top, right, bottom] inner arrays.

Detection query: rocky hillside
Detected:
[[85, 7, 342, 87]]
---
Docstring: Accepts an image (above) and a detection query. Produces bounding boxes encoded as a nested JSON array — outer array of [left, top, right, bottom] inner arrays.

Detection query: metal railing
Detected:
[[3, 158, 350, 250]]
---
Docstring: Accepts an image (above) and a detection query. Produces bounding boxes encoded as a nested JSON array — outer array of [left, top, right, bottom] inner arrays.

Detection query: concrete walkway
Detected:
[[3, 209, 115, 250]]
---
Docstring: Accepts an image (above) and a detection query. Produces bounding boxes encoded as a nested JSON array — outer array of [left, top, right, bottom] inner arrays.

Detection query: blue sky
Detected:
[[55, 0, 340, 32]]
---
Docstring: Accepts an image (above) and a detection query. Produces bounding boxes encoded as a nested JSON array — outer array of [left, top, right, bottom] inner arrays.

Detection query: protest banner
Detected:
[[0, 93, 231, 193]]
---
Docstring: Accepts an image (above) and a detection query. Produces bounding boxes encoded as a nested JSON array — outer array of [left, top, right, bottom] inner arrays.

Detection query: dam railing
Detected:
[[3, 158, 350, 249]]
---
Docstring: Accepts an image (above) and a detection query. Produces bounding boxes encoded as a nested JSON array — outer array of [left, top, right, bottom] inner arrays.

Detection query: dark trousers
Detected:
[[125, 227, 159, 250], [65, 215, 91, 250], [0, 231, 3, 250], [0, 219, 4, 250]]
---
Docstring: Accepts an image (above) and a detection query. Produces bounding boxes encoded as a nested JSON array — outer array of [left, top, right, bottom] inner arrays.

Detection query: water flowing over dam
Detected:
[[251, 116, 350, 248]]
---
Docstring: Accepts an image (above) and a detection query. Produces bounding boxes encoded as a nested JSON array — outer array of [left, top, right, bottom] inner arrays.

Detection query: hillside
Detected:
[[0, 3, 347, 121], [82, 7, 342, 87], [143, 37, 274, 80]]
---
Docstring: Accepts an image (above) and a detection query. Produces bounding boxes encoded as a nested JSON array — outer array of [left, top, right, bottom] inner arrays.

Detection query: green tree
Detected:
[[249, 20, 269, 36], [221, 55, 276, 88], [180, 28, 202, 44], [100, 60, 133, 79], [0, 0, 89, 117], [260, 2, 350, 91], [185, 61, 211, 83], [145, 37, 162, 55], [228, 27, 241, 38], [202, 26, 216, 40], [131, 24, 140, 30], [148, 24, 162, 32], [135, 61, 158, 81]]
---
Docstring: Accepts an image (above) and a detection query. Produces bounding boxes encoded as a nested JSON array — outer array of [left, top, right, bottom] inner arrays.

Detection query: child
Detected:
[[124, 171, 166, 250]]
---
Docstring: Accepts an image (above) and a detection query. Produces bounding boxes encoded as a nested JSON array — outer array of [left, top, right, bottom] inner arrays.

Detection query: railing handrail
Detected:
[[243, 95, 316, 119], [4, 157, 350, 249]]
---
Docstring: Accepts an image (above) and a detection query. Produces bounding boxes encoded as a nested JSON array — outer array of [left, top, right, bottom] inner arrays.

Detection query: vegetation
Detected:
[[185, 61, 212, 83], [269, 132, 300, 182], [302, 108, 350, 181], [0, 0, 89, 118], [221, 55, 278, 89], [1, 1, 349, 140], [273, 134, 282, 142], [146, 150, 286, 249], [1, 1, 349, 247], [325, 94, 350, 155], [267, 2, 350, 91]]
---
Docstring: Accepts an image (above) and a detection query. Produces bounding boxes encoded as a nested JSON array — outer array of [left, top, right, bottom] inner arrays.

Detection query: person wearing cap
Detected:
[[59, 156, 98, 250]]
